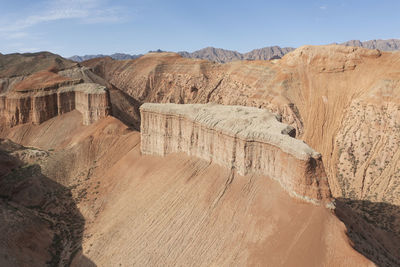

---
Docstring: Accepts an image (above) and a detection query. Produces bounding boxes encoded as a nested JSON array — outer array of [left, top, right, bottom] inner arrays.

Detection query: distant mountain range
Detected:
[[68, 39, 400, 63], [69, 53, 143, 62], [339, 39, 400, 51], [177, 46, 294, 63]]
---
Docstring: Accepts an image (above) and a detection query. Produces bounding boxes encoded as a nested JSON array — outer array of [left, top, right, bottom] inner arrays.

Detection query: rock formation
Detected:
[[0, 83, 110, 126], [71, 38, 400, 64], [340, 38, 400, 51], [140, 103, 332, 205], [84, 47, 400, 265], [0, 111, 374, 266], [0, 51, 77, 78], [84, 45, 400, 205], [0, 52, 112, 127], [2, 45, 400, 266]]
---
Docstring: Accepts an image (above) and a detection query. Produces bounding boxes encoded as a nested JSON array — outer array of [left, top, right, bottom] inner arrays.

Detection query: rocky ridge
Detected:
[[69, 53, 143, 62], [179, 46, 295, 63], [84, 45, 400, 206], [0, 52, 77, 78], [70, 38, 400, 64], [0, 47, 398, 265], [0, 82, 110, 127], [140, 103, 332, 205], [340, 39, 400, 51], [0, 54, 112, 127], [71, 46, 295, 63], [0, 114, 373, 266]]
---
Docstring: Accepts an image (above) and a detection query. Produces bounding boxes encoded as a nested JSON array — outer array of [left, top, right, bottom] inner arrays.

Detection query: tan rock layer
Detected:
[[83, 45, 399, 204], [0, 83, 111, 126], [140, 103, 332, 205]]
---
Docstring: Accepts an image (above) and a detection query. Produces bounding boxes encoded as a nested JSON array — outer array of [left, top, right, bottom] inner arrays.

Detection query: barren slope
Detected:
[[0, 52, 77, 79], [1, 46, 400, 266], [81, 148, 371, 266], [82, 46, 400, 207], [0, 138, 88, 266], [0, 110, 380, 266]]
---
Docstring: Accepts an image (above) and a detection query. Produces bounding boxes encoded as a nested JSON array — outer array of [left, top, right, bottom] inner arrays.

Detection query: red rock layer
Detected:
[[0, 84, 111, 126]]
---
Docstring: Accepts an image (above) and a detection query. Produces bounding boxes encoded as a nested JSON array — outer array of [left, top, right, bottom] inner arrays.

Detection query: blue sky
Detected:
[[0, 0, 399, 57]]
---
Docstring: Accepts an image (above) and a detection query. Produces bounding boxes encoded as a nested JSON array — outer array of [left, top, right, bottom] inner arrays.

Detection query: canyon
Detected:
[[82, 45, 400, 207], [0, 44, 400, 266]]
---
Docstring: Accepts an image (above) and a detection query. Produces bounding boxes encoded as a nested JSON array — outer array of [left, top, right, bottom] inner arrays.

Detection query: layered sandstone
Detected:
[[83, 46, 400, 204], [140, 103, 332, 205], [0, 46, 397, 266], [0, 113, 374, 266], [0, 83, 111, 126]]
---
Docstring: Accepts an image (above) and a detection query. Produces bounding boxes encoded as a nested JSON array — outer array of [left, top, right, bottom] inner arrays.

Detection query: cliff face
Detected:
[[0, 83, 111, 126], [83, 46, 400, 206], [140, 103, 332, 205], [0, 113, 375, 267], [0, 52, 112, 128]]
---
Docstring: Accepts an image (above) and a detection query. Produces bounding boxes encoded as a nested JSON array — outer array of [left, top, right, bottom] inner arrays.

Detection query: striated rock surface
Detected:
[[84, 45, 400, 204], [140, 103, 332, 205], [1, 46, 399, 266], [0, 51, 77, 78], [0, 52, 113, 128], [0, 83, 111, 126], [333, 79, 400, 204], [0, 113, 373, 267]]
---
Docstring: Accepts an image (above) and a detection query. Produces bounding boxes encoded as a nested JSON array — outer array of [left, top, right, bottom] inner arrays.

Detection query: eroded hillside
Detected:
[[83, 46, 400, 207], [1, 46, 400, 266], [0, 112, 373, 266]]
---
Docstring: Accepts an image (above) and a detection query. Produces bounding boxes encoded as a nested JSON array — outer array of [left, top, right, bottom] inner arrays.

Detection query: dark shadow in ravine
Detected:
[[0, 140, 96, 266], [108, 87, 142, 130], [335, 197, 400, 267]]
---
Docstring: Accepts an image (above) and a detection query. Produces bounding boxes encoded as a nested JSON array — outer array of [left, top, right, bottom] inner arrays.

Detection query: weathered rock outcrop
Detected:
[[0, 83, 111, 126], [333, 79, 400, 205], [140, 103, 332, 205], [86, 46, 400, 205], [0, 114, 374, 267]]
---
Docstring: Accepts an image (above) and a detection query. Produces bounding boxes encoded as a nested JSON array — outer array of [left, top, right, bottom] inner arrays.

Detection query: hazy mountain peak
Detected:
[[68, 38, 400, 63]]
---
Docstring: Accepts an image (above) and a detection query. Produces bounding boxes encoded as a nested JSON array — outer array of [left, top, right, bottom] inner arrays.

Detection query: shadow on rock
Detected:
[[335, 197, 400, 267], [0, 143, 96, 266], [109, 87, 141, 130]]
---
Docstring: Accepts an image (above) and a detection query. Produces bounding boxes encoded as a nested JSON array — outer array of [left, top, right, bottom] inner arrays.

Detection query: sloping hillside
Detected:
[[1, 46, 400, 266], [1, 111, 375, 266]]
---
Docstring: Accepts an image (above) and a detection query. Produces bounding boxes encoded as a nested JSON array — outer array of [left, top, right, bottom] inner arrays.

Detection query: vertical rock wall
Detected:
[[140, 103, 332, 205], [0, 84, 111, 127], [75, 90, 110, 125]]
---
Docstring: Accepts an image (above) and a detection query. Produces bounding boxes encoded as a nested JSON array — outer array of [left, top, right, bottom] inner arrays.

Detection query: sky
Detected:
[[0, 0, 399, 57]]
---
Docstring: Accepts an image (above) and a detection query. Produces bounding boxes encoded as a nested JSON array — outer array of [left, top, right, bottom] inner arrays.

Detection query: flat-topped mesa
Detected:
[[0, 83, 111, 126], [140, 103, 332, 206]]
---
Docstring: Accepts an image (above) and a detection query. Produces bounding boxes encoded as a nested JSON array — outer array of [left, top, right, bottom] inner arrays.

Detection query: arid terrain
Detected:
[[1, 44, 400, 266]]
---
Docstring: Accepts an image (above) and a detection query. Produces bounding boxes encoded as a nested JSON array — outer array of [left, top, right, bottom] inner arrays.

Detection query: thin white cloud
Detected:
[[4, 32, 29, 40], [0, 0, 127, 33], [16, 47, 40, 53], [319, 6, 327, 10]]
